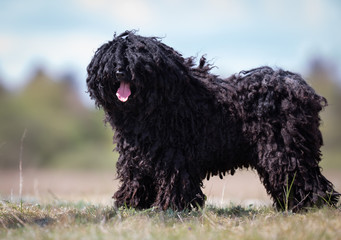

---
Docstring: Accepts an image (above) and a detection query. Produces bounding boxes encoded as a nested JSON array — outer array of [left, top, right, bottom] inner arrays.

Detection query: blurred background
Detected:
[[0, 0, 340, 203]]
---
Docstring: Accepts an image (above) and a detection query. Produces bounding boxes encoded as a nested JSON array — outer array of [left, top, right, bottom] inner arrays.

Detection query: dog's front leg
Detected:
[[152, 148, 206, 210], [113, 154, 157, 209]]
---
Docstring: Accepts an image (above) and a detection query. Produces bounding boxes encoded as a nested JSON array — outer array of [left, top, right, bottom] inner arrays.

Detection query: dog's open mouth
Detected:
[[116, 81, 131, 102]]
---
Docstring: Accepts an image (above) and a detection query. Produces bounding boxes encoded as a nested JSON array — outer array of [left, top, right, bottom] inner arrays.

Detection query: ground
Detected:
[[0, 169, 340, 240], [1, 169, 340, 207]]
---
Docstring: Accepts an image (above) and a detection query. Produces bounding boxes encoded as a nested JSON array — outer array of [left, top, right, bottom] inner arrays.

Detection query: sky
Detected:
[[1, 0, 341, 103]]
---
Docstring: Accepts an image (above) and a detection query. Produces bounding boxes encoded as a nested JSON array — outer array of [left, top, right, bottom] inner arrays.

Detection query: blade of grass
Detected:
[[19, 128, 27, 212]]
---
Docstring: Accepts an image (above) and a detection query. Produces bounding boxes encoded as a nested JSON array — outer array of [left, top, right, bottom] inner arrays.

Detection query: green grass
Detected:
[[1, 200, 340, 240]]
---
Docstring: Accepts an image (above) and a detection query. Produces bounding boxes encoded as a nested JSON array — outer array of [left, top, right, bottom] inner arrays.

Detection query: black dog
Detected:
[[87, 31, 339, 211]]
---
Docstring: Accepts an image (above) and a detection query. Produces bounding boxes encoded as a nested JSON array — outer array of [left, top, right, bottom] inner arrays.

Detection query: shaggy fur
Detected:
[[87, 31, 339, 212]]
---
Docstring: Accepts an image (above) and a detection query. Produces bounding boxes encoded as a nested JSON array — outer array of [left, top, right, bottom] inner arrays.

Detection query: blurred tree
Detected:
[[307, 58, 341, 169], [0, 68, 115, 169], [0, 76, 6, 96]]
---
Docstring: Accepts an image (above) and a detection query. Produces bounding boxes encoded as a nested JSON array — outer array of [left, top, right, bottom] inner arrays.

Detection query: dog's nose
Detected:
[[116, 70, 126, 81]]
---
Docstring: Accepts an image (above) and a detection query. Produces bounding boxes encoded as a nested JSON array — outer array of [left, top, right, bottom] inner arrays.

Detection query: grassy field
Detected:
[[1, 169, 340, 239], [1, 200, 341, 240]]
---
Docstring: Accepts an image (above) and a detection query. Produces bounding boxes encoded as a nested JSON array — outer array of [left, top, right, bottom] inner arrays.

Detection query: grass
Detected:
[[276, 172, 297, 213], [1, 130, 339, 239], [1, 200, 340, 240]]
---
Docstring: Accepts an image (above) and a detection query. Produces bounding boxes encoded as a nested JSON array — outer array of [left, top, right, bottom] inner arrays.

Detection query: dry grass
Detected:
[[1, 169, 340, 239], [1, 200, 340, 240]]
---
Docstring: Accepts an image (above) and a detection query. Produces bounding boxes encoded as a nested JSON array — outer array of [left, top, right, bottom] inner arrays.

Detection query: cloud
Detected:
[[73, 0, 250, 36], [1, 0, 340, 90], [0, 30, 105, 88], [75, 0, 157, 28]]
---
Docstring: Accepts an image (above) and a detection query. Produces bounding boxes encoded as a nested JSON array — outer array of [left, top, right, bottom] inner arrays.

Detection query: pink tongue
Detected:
[[116, 82, 131, 102]]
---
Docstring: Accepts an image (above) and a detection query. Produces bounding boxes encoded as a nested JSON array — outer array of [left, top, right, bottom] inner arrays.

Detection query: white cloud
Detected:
[[73, 0, 250, 36], [0, 31, 106, 88], [75, 0, 156, 27], [0, 35, 16, 55], [303, 0, 328, 26], [260, 0, 334, 30]]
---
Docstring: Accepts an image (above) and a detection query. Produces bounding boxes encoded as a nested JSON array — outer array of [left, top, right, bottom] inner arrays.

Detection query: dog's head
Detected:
[[86, 31, 198, 110]]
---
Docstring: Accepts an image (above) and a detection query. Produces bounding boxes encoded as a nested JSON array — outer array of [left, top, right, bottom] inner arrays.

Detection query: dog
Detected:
[[86, 31, 339, 211]]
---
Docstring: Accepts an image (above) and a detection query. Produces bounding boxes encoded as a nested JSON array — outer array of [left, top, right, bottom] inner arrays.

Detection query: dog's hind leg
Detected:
[[240, 70, 340, 211], [254, 118, 339, 212]]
